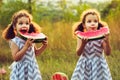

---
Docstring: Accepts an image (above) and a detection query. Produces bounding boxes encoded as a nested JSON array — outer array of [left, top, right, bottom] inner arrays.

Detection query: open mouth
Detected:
[[90, 27, 97, 30], [19, 27, 28, 34], [91, 27, 95, 30]]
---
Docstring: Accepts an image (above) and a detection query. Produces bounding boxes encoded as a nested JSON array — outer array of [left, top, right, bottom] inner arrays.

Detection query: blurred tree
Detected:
[[28, 0, 32, 14], [0, 0, 114, 27], [101, 0, 118, 18], [58, 0, 67, 10], [69, 3, 91, 22], [0, 0, 2, 7], [0, 0, 33, 27], [102, 0, 120, 50]]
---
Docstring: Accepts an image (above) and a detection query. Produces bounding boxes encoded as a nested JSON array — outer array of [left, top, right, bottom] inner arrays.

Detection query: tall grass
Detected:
[[106, 9, 120, 50], [0, 20, 120, 80]]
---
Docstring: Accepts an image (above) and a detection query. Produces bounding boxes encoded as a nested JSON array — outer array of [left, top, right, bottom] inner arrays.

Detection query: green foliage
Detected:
[[69, 3, 91, 22], [0, 0, 92, 27], [101, 0, 119, 18], [33, 9, 63, 24], [0, 1, 31, 27], [103, 0, 120, 50], [63, 4, 90, 23]]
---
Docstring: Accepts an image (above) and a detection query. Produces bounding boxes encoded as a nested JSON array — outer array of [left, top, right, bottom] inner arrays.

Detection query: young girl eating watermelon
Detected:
[[71, 9, 112, 80], [2, 10, 48, 80]]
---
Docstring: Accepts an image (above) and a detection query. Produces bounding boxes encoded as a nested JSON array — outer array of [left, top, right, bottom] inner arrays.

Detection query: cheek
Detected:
[[95, 22, 98, 25], [16, 25, 21, 30], [15, 28, 19, 33], [94, 23, 99, 27], [27, 25, 30, 27], [27, 25, 30, 30]]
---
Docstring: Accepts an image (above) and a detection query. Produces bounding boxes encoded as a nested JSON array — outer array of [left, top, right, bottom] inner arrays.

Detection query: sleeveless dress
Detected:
[[71, 39, 112, 80], [9, 36, 42, 80]]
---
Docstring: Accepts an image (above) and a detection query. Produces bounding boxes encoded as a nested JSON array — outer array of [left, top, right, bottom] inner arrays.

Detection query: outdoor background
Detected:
[[0, 0, 120, 80]]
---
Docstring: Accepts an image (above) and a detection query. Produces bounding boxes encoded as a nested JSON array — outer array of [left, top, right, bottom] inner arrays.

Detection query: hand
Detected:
[[42, 37, 48, 46], [25, 38, 34, 48], [103, 33, 109, 43], [81, 37, 88, 45]]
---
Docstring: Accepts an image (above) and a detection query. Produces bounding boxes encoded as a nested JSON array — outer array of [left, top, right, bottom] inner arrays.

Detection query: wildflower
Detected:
[[0, 67, 7, 75]]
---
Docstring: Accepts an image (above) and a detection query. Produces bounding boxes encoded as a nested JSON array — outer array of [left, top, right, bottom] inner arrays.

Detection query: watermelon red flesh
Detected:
[[52, 72, 68, 80], [19, 32, 46, 43], [75, 27, 109, 40], [21, 33, 46, 39]]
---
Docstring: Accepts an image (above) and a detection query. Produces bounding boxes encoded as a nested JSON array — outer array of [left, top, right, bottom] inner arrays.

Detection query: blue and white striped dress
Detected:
[[9, 36, 42, 80], [71, 39, 112, 80]]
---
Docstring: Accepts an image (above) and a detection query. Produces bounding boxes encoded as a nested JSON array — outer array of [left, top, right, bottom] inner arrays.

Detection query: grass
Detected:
[[37, 49, 78, 80], [106, 50, 120, 80], [0, 50, 120, 80], [0, 21, 120, 80]]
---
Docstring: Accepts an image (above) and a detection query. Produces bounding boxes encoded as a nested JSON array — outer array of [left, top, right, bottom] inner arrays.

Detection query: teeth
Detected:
[[21, 28, 27, 30]]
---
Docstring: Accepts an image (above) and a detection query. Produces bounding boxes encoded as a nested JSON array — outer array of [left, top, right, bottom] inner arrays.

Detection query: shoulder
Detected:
[[11, 36, 20, 40], [9, 39, 19, 49], [10, 36, 24, 46], [11, 36, 24, 42]]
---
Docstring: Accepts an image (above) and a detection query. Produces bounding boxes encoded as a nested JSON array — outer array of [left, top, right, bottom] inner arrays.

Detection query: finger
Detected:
[[27, 38, 34, 43], [83, 37, 88, 41], [104, 33, 109, 36], [43, 40, 47, 44], [45, 36, 48, 40], [30, 39, 35, 42], [27, 38, 31, 41]]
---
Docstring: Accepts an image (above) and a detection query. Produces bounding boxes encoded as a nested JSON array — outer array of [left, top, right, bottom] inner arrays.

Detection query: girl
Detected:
[[2, 10, 48, 80], [71, 9, 112, 80]]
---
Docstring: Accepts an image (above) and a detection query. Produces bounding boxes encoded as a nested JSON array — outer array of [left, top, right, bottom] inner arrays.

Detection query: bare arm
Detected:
[[102, 34, 111, 56], [35, 39, 48, 56], [76, 38, 88, 56], [10, 39, 33, 61]]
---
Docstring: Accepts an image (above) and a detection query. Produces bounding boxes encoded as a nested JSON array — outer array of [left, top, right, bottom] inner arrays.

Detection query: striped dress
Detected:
[[9, 36, 42, 80], [71, 39, 112, 80]]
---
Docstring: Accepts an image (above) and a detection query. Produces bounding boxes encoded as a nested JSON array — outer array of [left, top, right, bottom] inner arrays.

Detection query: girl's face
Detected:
[[16, 16, 30, 34], [84, 14, 98, 31]]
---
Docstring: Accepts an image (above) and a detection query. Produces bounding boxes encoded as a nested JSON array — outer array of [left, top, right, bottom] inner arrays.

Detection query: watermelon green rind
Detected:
[[77, 35, 105, 41], [18, 32, 46, 43], [33, 38, 46, 43], [75, 27, 109, 40]]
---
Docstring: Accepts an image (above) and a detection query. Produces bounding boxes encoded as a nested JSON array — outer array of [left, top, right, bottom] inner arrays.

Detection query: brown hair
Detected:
[[2, 10, 41, 40], [72, 9, 107, 35]]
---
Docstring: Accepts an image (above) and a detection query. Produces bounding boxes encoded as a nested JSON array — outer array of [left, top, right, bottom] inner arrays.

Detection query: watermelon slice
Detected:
[[75, 27, 109, 40], [18, 32, 47, 43], [52, 72, 68, 80]]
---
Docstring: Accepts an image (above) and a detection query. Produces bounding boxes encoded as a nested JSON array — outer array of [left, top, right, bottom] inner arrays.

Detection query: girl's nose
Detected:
[[22, 24, 27, 26], [91, 24, 95, 26], [22, 24, 29, 27], [91, 22, 96, 26]]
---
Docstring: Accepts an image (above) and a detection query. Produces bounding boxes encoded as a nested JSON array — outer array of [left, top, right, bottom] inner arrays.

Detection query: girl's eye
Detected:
[[94, 20, 98, 23], [19, 22, 23, 25], [26, 22, 29, 25], [87, 20, 91, 23]]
